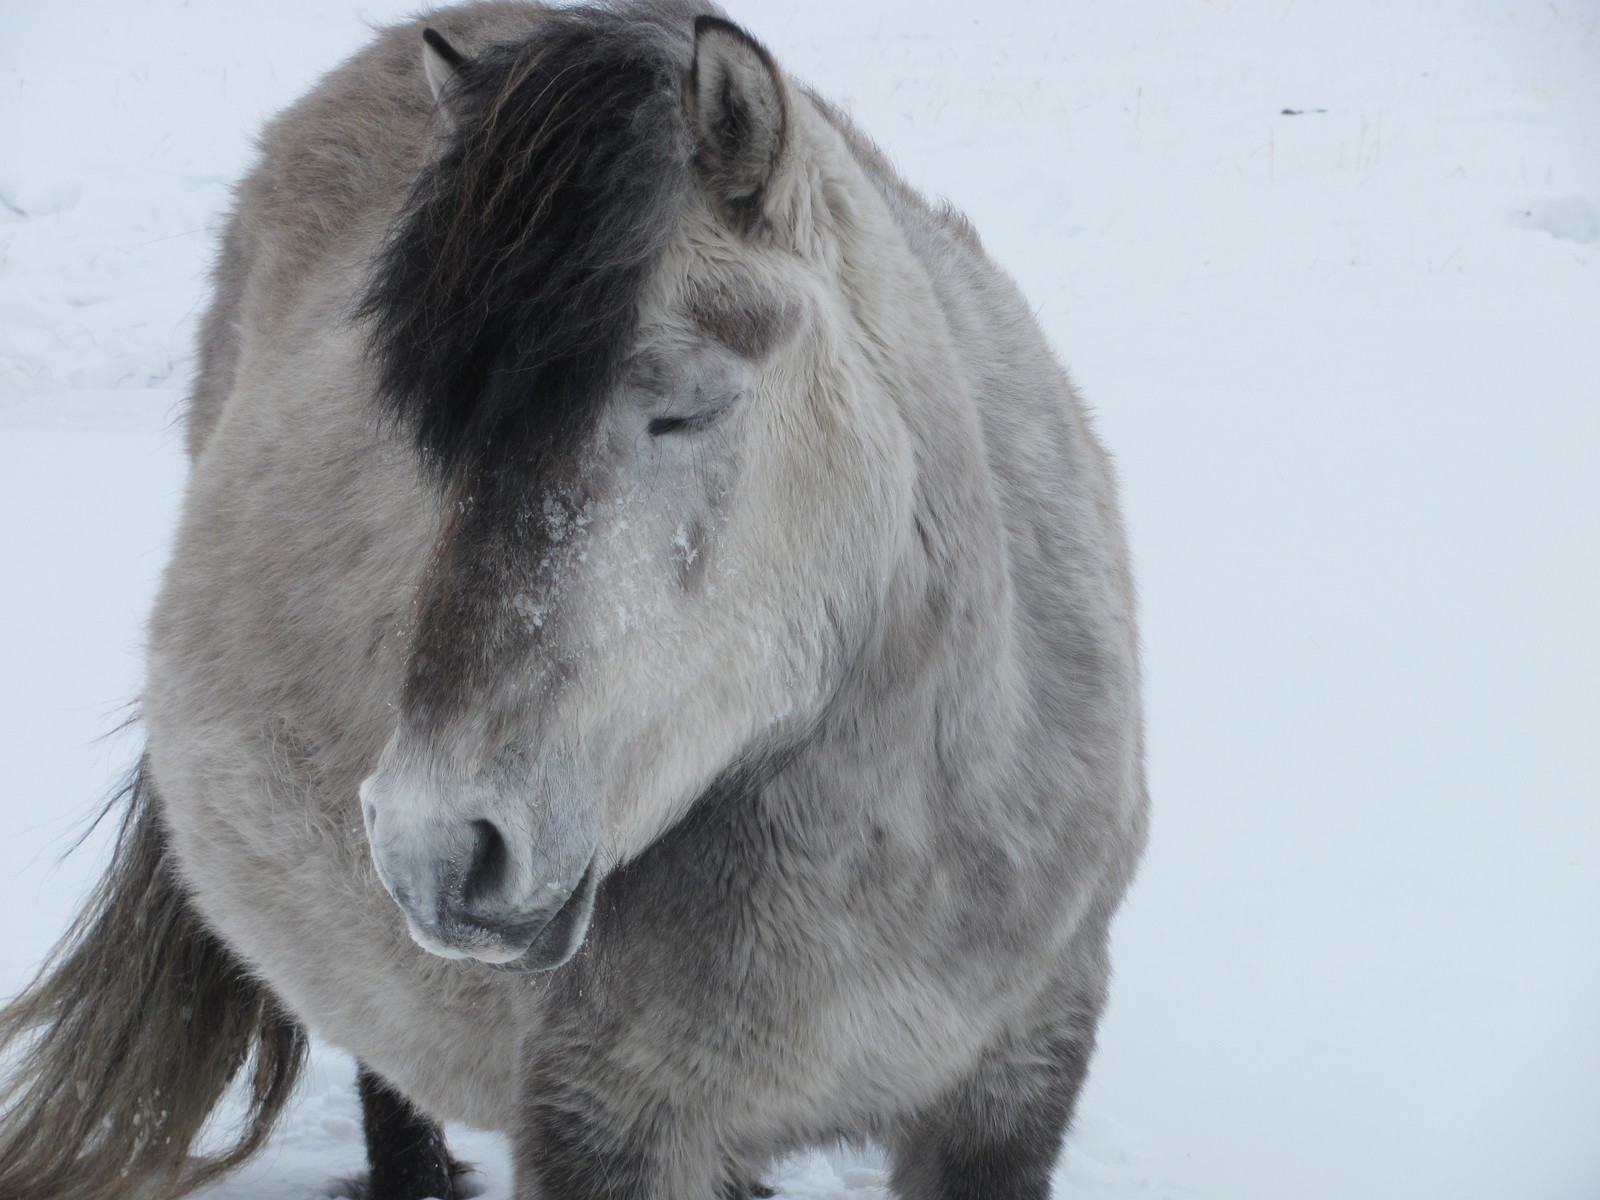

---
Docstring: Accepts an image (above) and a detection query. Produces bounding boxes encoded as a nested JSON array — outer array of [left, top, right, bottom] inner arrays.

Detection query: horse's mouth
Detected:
[[482, 860, 599, 973]]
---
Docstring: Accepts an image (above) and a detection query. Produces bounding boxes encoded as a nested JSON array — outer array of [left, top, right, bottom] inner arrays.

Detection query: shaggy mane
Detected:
[[358, 7, 695, 488]]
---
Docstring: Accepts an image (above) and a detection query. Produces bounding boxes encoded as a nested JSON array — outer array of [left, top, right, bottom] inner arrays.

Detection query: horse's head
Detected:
[[357, 10, 930, 968]]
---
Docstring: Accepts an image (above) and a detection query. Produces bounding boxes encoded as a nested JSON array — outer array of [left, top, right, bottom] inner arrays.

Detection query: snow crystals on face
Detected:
[[511, 484, 690, 642], [512, 594, 547, 629], [539, 492, 594, 544], [671, 523, 699, 567]]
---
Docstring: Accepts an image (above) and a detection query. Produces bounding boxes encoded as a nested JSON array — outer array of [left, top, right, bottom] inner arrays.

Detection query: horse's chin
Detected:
[[480, 861, 600, 973]]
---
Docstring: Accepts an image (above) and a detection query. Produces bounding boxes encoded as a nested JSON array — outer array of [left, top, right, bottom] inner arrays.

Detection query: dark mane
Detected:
[[358, 7, 695, 489]]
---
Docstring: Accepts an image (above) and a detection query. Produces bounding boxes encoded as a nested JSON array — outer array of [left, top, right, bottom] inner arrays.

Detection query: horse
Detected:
[[0, 3, 1147, 1197]]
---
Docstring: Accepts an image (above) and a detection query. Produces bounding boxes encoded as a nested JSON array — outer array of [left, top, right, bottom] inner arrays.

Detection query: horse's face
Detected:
[[359, 16, 911, 968]]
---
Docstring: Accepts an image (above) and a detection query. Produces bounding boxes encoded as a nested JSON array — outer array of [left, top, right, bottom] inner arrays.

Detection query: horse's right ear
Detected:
[[687, 16, 788, 229], [421, 28, 466, 111]]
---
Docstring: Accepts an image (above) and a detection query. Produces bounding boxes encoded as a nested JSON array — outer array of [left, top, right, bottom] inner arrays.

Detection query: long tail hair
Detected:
[[0, 758, 307, 1199]]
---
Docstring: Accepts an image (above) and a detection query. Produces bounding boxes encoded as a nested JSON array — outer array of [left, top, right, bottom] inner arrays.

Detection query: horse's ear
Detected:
[[687, 16, 787, 228], [421, 27, 466, 110]]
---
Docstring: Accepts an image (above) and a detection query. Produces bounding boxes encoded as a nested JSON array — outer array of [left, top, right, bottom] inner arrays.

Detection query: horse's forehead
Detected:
[[359, 8, 695, 484]]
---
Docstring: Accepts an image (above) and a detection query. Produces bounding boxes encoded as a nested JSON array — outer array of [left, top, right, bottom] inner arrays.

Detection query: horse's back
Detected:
[[825, 104, 1145, 844]]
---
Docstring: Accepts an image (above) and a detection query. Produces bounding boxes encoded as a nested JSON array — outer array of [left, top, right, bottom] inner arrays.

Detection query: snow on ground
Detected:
[[3, 1, 1597, 1197]]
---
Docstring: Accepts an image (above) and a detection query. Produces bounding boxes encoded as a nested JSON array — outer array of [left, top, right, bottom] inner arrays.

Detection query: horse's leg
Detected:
[[886, 1027, 1095, 1200], [358, 1063, 469, 1200], [513, 1063, 754, 1200], [886, 969, 1107, 1200], [514, 1100, 676, 1199]]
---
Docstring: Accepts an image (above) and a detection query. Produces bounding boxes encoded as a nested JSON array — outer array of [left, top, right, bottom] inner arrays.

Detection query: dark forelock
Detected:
[[358, 7, 695, 490]]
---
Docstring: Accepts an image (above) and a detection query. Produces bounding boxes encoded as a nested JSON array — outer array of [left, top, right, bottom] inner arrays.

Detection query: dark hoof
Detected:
[[720, 1180, 777, 1200]]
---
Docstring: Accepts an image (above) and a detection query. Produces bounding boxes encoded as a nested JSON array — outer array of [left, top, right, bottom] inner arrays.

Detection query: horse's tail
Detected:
[[0, 758, 308, 1200]]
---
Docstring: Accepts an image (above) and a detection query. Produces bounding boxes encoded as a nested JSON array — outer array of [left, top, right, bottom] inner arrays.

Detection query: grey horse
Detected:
[[0, 3, 1146, 1198]]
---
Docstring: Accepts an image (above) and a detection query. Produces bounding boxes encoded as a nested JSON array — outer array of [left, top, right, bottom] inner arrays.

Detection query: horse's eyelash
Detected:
[[648, 415, 698, 436], [648, 394, 740, 437]]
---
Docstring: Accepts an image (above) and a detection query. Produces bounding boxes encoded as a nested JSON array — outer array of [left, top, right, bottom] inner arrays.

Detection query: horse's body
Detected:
[[0, 3, 1144, 1197]]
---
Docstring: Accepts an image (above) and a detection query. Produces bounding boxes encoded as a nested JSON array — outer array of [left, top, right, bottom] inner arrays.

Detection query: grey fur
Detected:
[[12, 2, 1146, 1196]]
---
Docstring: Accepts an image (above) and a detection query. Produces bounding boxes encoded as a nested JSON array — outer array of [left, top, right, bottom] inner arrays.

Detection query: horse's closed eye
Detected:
[[648, 394, 739, 437]]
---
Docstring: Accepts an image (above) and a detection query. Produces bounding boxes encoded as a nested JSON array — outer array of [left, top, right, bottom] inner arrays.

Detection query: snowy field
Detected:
[[3, 1, 1597, 1197]]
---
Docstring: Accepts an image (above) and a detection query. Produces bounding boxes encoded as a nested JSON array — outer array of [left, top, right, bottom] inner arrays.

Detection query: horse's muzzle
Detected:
[[358, 761, 600, 970]]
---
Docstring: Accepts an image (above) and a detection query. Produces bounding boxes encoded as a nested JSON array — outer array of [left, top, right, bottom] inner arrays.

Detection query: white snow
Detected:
[[3, 1, 1598, 1197]]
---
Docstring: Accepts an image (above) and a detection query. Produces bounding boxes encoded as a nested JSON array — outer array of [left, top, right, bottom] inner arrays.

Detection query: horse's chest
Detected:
[[563, 846, 1007, 1131]]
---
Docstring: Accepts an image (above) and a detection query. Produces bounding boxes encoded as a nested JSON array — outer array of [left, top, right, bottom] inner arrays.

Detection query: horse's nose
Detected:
[[358, 763, 599, 969], [368, 809, 544, 962], [459, 818, 511, 911], [436, 817, 549, 946], [422, 815, 598, 969]]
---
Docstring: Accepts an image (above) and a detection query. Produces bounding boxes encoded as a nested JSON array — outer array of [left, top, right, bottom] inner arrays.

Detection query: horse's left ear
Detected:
[[421, 27, 466, 110], [687, 16, 788, 229]]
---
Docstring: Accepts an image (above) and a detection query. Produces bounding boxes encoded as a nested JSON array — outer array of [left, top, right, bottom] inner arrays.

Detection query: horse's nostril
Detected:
[[461, 818, 510, 909]]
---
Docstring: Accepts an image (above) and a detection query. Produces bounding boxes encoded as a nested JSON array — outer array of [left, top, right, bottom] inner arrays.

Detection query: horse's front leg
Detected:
[[512, 1059, 738, 1200], [885, 983, 1104, 1200], [357, 1063, 471, 1200]]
